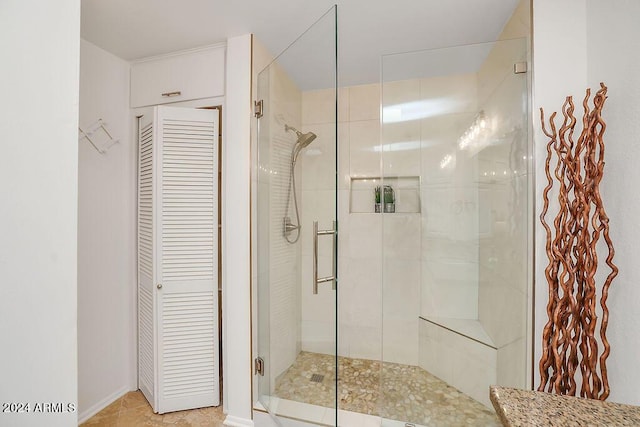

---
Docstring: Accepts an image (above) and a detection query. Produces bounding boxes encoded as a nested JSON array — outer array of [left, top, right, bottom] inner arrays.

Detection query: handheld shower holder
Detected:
[[283, 217, 300, 237]]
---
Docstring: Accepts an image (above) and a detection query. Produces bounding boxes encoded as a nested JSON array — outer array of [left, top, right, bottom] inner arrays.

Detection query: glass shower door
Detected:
[[255, 6, 338, 425], [379, 38, 530, 426]]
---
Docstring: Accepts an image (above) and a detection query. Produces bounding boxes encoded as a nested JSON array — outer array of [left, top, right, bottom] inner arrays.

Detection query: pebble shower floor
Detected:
[[274, 351, 500, 426]]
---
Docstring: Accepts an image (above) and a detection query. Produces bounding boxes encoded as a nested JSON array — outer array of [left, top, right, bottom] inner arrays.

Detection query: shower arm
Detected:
[[285, 124, 301, 137]]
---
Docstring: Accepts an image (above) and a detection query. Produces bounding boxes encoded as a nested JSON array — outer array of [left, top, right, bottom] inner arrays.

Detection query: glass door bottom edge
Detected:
[[254, 395, 431, 427]]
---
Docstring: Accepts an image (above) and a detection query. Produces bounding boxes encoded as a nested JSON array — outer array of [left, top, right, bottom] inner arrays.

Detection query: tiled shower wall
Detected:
[[299, 74, 500, 367], [388, 43, 529, 404], [299, 40, 529, 384], [299, 84, 387, 359], [297, 87, 341, 354], [405, 69, 496, 407], [476, 0, 531, 387], [298, 74, 487, 367], [476, 38, 529, 386], [300, 83, 424, 365], [257, 61, 303, 386], [416, 73, 480, 321]]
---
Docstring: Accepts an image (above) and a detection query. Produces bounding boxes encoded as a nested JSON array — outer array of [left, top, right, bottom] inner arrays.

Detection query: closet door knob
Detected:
[[157, 283, 163, 289]]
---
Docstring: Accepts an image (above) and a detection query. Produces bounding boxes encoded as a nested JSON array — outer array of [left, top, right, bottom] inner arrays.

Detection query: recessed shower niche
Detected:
[[349, 176, 421, 214]]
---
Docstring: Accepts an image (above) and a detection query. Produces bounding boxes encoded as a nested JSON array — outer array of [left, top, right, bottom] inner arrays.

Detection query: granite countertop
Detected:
[[490, 386, 640, 427]]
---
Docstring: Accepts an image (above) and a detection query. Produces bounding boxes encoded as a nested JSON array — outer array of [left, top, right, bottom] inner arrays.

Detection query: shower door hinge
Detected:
[[254, 357, 265, 376], [514, 62, 528, 74], [254, 100, 263, 118]]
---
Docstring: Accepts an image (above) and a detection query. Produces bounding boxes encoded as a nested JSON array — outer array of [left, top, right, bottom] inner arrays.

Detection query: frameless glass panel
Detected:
[[255, 6, 338, 425], [380, 38, 530, 426]]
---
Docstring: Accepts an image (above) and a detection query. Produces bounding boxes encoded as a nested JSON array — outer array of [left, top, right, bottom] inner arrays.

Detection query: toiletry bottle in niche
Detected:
[[383, 185, 395, 213], [374, 186, 381, 213]]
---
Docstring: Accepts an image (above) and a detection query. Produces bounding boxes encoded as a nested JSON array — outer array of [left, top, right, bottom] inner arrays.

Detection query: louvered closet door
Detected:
[[138, 114, 156, 408], [156, 107, 220, 413], [155, 106, 219, 413]]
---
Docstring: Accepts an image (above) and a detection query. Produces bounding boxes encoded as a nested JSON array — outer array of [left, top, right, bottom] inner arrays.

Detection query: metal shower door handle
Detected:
[[313, 220, 337, 294]]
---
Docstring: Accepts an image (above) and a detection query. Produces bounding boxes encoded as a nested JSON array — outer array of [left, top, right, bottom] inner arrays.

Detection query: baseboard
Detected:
[[224, 414, 254, 427], [77, 385, 130, 425]]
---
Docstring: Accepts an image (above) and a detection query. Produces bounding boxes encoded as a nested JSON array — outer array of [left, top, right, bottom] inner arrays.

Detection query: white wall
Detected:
[[533, 0, 640, 405], [584, 0, 640, 406], [532, 0, 589, 392], [223, 34, 254, 427], [0, 1, 80, 426], [77, 39, 136, 422]]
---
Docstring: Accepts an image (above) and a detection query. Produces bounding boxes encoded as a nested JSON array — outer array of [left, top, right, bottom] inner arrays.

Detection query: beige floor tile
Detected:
[[120, 391, 149, 410], [81, 392, 225, 427], [81, 399, 121, 426]]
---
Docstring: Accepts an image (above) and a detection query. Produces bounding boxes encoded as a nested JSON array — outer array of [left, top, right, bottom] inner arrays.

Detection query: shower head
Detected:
[[285, 124, 317, 149], [297, 131, 317, 148]]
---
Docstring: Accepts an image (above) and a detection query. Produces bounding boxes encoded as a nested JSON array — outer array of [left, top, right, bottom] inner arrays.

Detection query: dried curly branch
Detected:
[[538, 83, 618, 401]]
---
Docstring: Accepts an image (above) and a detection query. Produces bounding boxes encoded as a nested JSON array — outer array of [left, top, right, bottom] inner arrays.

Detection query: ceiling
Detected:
[[81, 0, 520, 88]]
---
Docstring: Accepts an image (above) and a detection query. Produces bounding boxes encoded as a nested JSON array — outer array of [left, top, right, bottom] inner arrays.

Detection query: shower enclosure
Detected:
[[254, 6, 531, 427]]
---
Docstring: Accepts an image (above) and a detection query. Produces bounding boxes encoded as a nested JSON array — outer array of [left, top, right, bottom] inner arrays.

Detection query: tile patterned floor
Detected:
[[274, 351, 501, 426], [81, 391, 225, 426]]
